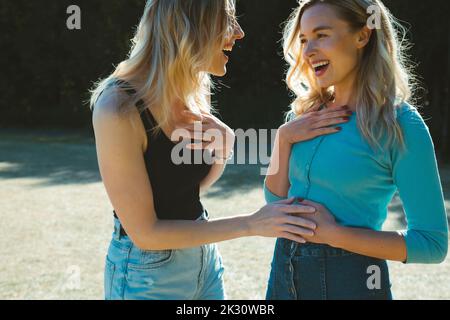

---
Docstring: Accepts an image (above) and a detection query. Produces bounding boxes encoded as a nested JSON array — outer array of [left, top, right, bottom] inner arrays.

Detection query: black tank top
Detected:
[[109, 79, 212, 220]]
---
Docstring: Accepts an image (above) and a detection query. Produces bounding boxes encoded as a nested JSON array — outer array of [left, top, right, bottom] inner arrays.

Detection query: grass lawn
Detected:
[[0, 129, 449, 299]]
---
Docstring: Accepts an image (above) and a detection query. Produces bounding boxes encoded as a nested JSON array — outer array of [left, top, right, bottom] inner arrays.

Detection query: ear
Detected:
[[355, 26, 372, 49]]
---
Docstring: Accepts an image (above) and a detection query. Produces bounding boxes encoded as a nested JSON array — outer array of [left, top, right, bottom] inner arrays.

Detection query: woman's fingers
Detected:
[[284, 215, 317, 230], [299, 199, 322, 210], [182, 110, 204, 121], [174, 129, 216, 142], [274, 197, 296, 205], [311, 116, 350, 129], [316, 109, 353, 121], [316, 105, 349, 115], [304, 104, 323, 114], [279, 232, 307, 244], [277, 204, 316, 214], [312, 127, 342, 136], [186, 141, 217, 150], [176, 122, 211, 131], [282, 224, 315, 237]]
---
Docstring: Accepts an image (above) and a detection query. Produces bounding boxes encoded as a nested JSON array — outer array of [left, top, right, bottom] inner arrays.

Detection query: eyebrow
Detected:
[[299, 26, 333, 38]]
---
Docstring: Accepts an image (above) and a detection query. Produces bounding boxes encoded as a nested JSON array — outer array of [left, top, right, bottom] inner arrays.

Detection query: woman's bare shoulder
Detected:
[[92, 83, 130, 119], [92, 84, 146, 148]]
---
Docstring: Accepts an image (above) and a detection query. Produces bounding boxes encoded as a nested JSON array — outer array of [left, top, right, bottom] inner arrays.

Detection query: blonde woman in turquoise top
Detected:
[[264, 0, 448, 300]]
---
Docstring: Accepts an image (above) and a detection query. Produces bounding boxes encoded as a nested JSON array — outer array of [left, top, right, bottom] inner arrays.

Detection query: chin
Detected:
[[211, 67, 227, 77], [317, 81, 331, 89], [317, 78, 335, 89]]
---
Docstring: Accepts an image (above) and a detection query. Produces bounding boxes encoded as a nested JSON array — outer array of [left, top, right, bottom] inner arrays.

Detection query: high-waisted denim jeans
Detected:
[[266, 238, 393, 300], [104, 211, 226, 300]]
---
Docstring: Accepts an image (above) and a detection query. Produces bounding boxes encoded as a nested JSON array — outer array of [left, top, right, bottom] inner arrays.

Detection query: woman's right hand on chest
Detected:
[[278, 105, 352, 145]]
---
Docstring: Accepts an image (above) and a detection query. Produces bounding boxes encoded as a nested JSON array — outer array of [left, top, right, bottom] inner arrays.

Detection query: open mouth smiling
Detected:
[[311, 60, 330, 77]]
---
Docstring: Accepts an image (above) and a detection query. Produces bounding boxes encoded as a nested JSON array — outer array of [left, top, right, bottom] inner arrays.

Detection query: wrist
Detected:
[[329, 225, 347, 248], [212, 148, 234, 162], [278, 125, 292, 146], [213, 133, 235, 161], [241, 214, 254, 237]]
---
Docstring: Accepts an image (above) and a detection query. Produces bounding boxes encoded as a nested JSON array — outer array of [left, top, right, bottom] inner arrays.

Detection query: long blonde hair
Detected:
[[90, 0, 237, 133], [283, 0, 417, 150]]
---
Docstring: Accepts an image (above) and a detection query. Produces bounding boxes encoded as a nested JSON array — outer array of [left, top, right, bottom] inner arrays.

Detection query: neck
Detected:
[[172, 99, 187, 113], [328, 73, 358, 112]]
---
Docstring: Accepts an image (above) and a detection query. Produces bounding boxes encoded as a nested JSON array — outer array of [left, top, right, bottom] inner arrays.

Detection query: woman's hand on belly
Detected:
[[248, 197, 318, 243], [295, 198, 341, 245], [296, 200, 408, 262]]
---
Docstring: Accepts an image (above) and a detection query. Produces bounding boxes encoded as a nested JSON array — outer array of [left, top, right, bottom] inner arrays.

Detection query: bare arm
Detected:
[[93, 94, 318, 251], [333, 227, 407, 262], [265, 129, 293, 198]]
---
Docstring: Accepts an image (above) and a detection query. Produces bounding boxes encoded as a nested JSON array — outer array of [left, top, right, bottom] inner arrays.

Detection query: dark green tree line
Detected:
[[0, 0, 448, 161]]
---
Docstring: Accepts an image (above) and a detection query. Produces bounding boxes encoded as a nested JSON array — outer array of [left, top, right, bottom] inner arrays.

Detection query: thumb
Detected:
[[306, 103, 323, 113], [300, 199, 320, 209], [274, 197, 296, 205]]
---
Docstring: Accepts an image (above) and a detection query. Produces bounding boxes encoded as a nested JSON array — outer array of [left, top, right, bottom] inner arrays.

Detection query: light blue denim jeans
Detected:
[[104, 211, 226, 300]]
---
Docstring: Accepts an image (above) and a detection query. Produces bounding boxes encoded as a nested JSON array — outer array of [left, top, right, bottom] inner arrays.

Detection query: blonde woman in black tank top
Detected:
[[90, 0, 342, 300]]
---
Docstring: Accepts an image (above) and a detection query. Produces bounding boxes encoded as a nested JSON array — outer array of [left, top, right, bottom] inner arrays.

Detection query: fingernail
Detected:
[[346, 111, 354, 115], [343, 117, 350, 121], [336, 127, 342, 131], [297, 197, 304, 202]]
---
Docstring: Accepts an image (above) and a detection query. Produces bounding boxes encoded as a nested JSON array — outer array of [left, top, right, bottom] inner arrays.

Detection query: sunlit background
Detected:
[[0, 0, 448, 299]]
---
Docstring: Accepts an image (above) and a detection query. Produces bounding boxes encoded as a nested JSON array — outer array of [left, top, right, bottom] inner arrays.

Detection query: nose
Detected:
[[302, 40, 317, 60], [234, 22, 245, 40]]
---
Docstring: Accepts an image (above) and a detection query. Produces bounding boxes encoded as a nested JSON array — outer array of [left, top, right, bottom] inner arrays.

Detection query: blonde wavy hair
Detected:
[[283, 0, 417, 150], [90, 0, 237, 134]]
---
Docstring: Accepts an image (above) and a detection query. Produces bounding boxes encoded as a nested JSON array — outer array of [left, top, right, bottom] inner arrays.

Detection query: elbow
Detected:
[[132, 236, 153, 251], [132, 235, 163, 251], [128, 223, 162, 251], [429, 230, 448, 264], [432, 240, 448, 264], [403, 229, 448, 264]]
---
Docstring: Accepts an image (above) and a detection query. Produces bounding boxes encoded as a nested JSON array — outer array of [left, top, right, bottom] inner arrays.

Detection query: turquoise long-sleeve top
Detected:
[[264, 102, 448, 264]]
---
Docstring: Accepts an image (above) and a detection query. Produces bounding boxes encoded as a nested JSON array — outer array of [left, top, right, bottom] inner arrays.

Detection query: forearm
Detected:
[[136, 215, 251, 250], [265, 129, 292, 197], [331, 226, 407, 262]]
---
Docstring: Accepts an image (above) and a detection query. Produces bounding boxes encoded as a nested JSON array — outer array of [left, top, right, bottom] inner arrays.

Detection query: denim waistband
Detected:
[[278, 238, 356, 257], [113, 209, 209, 241]]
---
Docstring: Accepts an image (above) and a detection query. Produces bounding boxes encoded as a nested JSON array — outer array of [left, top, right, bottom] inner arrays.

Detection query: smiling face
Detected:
[[299, 4, 369, 90], [207, 20, 245, 77]]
